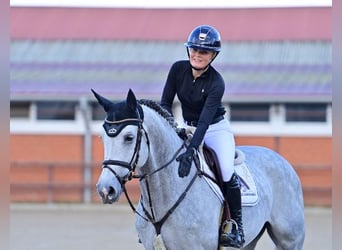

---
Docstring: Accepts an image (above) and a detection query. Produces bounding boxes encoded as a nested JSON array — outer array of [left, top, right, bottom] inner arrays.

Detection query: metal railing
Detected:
[[10, 161, 331, 206], [10, 162, 98, 203]]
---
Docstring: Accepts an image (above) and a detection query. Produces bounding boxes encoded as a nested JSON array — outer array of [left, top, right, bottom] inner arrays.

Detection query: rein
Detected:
[[140, 163, 199, 235], [125, 140, 204, 236]]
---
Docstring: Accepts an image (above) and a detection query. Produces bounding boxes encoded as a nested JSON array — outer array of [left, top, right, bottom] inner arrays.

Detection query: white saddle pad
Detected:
[[234, 149, 259, 207], [200, 147, 259, 207]]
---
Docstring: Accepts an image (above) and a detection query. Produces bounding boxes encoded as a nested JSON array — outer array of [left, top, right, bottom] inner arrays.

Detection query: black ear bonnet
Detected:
[[102, 102, 143, 137], [91, 89, 144, 137]]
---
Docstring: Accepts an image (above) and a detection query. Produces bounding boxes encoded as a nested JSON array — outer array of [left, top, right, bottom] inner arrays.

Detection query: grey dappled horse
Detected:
[[93, 89, 305, 250]]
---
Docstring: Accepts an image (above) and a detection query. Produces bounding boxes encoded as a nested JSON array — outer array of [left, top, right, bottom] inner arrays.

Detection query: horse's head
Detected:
[[92, 89, 149, 204]]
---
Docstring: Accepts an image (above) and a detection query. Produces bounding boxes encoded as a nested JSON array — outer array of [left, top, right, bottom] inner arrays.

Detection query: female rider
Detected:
[[160, 25, 244, 248]]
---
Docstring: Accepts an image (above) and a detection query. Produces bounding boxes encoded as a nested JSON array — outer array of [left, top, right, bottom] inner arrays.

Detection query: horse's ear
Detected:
[[126, 89, 137, 111], [91, 89, 113, 112]]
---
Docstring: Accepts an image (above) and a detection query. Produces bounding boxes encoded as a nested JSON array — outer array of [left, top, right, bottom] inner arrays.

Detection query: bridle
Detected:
[[101, 104, 205, 235], [102, 115, 148, 185], [101, 102, 146, 177]]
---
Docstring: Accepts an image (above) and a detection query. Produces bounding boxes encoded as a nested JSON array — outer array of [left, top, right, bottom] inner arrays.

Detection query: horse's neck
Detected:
[[142, 106, 183, 160], [139, 107, 186, 215]]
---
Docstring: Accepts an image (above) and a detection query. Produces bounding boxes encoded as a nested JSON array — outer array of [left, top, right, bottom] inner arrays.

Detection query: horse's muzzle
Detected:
[[97, 185, 117, 204]]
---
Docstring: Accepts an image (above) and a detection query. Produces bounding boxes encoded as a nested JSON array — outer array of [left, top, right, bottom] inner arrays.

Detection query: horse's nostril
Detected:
[[108, 186, 115, 195]]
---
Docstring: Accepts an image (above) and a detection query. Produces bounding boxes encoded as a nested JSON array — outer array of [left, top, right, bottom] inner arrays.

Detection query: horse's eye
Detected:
[[124, 134, 134, 142]]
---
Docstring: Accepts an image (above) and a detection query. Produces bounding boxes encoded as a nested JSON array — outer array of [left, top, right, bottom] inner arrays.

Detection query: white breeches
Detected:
[[203, 119, 235, 182]]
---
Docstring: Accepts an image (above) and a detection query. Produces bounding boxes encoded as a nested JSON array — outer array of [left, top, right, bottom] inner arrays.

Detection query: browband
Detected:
[[103, 119, 142, 137], [104, 118, 142, 124]]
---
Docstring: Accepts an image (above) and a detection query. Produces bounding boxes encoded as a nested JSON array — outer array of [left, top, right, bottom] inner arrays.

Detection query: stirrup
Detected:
[[220, 219, 244, 248], [221, 219, 238, 233]]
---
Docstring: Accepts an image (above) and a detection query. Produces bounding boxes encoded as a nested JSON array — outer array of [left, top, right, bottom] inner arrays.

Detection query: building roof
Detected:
[[10, 40, 332, 102], [10, 7, 331, 102], [11, 7, 331, 41]]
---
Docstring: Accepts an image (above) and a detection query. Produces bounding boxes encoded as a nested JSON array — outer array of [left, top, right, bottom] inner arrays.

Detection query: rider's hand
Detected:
[[176, 127, 188, 141], [176, 146, 196, 177]]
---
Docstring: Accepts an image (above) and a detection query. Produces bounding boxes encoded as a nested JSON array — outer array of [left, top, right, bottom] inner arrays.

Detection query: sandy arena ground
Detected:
[[10, 204, 331, 250]]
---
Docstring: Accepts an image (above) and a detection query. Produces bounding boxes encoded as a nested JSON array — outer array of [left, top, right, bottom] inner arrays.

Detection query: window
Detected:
[[230, 103, 270, 122], [10, 101, 30, 118], [285, 103, 326, 122], [36, 101, 77, 120]]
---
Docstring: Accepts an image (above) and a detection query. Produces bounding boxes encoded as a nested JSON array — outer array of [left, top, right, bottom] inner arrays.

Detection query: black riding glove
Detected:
[[176, 146, 196, 177]]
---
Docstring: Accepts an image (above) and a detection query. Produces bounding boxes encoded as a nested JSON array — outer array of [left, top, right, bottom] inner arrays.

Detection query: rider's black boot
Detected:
[[220, 173, 245, 248]]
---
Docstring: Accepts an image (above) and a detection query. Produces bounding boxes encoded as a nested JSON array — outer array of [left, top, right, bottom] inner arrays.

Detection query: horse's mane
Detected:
[[138, 99, 178, 130]]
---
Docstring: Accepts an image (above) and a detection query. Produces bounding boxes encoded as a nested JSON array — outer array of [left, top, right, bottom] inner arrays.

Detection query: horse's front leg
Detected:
[[135, 202, 156, 250]]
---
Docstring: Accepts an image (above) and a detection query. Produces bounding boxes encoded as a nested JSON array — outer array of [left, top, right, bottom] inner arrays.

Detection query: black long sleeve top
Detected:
[[160, 60, 226, 149]]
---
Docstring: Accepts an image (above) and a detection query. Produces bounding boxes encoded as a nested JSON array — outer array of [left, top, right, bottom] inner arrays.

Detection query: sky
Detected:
[[10, 0, 332, 8]]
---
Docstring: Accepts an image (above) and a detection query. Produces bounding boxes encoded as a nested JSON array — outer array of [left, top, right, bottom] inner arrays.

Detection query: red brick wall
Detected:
[[10, 134, 332, 205], [278, 137, 331, 166], [10, 134, 83, 162]]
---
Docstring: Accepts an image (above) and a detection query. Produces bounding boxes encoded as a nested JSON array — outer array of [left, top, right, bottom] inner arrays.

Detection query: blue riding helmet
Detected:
[[184, 25, 221, 52]]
